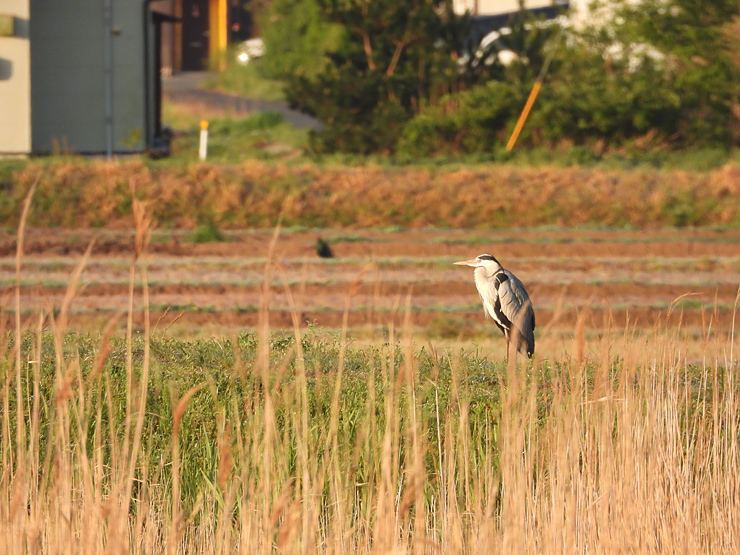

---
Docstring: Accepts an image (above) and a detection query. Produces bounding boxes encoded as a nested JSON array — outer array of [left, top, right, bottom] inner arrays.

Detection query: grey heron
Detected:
[[454, 254, 535, 358]]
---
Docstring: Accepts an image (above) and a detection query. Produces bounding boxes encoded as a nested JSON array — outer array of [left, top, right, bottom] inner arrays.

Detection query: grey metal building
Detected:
[[1, 0, 171, 156]]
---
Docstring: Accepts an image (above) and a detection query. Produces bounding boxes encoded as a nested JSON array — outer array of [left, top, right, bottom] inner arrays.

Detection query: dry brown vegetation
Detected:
[[4, 315, 740, 554], [6, 160, 740, 230], [3, 195, 740, 553]]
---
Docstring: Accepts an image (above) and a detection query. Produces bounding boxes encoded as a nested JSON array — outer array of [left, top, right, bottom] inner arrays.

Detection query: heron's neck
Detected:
[[474, 264, 502, 280], [473, 266, 502, 295]]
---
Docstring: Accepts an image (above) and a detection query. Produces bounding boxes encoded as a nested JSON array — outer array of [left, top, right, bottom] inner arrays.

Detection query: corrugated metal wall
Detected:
[[30, 0, 147, 154]]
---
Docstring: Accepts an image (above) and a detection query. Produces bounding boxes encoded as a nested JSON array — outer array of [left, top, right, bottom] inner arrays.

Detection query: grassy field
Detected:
[[161, 101, 309, 165], [4, 315, 740, 553], [3, 199, 740, 553], [5, 78, 740, 552]]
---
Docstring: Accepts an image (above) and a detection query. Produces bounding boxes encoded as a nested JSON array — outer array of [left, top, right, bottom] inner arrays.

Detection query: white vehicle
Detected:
[[470, 16, 567, 69], [236, 38, 265, 65]]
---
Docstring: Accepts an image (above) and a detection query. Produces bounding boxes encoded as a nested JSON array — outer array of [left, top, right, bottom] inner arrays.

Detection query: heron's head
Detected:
[[453, 254, 502, 273]]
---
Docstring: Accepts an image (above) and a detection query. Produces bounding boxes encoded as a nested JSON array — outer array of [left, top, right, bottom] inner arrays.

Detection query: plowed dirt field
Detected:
[[3, 227, 740, 359]]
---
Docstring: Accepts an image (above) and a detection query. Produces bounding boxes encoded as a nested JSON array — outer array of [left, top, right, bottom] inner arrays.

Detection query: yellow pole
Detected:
[[506, 81, 542, 151], [505, 25, 564, 151], [218, 0, 227, 51], [209, 0, 228, 70]]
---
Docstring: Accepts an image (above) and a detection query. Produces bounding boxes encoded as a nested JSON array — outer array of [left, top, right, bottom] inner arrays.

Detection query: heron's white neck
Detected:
[[473, 263, 502, 296]]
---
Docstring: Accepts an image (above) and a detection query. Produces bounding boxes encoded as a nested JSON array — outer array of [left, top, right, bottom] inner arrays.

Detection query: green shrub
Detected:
[[206, 53, 286, 101], [188, 221, 226, 243], [398, 80, 523, 157], [257, 0, 345, 81]]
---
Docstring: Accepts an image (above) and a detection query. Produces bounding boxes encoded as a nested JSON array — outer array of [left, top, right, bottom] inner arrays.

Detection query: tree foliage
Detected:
[[283, 0, 465, 154], [256, 0, 346, 80], [528, 21, 686, 149], [256, 0, 740, 155], [399, 0, 740, 156], [616, 0, 740, 145]]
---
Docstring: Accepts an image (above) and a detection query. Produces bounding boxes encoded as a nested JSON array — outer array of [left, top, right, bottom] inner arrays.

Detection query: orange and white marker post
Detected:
[[199, 120, 209, 161]]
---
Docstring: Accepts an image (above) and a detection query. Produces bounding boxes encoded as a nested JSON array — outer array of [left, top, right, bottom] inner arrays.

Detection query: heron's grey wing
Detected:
[[499, 273, 535, 355]]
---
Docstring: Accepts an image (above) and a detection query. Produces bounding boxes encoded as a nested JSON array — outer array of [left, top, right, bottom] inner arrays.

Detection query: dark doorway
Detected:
[[150, 10, 179, 156], [182, 0, 209, 70], [228, 0, 253, 43]]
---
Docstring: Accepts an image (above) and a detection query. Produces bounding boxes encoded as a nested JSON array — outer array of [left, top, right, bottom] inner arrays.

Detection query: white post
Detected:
[[199, 120, 209, 161]]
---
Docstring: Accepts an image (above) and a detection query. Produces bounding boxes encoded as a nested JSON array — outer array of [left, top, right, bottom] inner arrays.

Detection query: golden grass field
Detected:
[[2, 181, 740, 553]]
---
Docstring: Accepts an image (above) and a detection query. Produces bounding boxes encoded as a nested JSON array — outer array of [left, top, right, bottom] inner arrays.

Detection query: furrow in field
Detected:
[[4, 228, 740, 337], [4, 277, 739, 317], [42, 306, 739, 340]]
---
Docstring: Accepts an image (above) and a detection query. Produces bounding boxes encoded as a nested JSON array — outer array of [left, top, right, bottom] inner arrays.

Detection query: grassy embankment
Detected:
[[2, 194, 740, 553], [3, 158, 740, 230]]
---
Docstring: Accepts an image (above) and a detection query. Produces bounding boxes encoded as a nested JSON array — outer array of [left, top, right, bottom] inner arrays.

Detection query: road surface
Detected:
[[162, 72, 322, 130]]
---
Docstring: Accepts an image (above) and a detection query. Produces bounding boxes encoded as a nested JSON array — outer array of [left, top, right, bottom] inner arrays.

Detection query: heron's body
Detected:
[[455, 254, 535, 357]]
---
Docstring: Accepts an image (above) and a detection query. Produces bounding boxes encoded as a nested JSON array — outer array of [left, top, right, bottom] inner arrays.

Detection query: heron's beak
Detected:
[[453, 259, 479, 267]]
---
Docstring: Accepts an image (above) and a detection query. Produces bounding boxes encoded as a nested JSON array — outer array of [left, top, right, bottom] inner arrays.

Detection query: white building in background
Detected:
[[451, 1, 581, 66], [0, 0, 31, 155], [452, 1, 650, 27], [453, 0, 568, 16], [454, 1, 666, 73], [452, 0, 593, 22]]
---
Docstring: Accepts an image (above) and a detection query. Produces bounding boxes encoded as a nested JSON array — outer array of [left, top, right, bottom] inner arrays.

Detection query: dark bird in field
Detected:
[[316, 237, 334, 258], [454, 254, 535, 358]]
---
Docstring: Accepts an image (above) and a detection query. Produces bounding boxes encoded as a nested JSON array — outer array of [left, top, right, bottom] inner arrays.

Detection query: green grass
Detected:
[[5, 320, 740, 552], [161, 105, 310, 164], [1, 325, 714, 503], [324, 234, 384, 244], [6, 328, 507, 508], [3, 202, 740, 551], [5, 164, 740, 551], [187, 221, 227, 243], [488, 145, 740, 172], [181, 49, 740, 173], [203, 53, 286, 102]]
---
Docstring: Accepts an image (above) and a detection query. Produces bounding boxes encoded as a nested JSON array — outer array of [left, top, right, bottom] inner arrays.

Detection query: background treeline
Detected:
[[251, 0, 740, 155]]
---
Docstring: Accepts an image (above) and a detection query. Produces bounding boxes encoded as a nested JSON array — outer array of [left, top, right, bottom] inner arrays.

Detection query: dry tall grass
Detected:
[[6, 159, 740, 229], [2, 198, 740, 554]]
